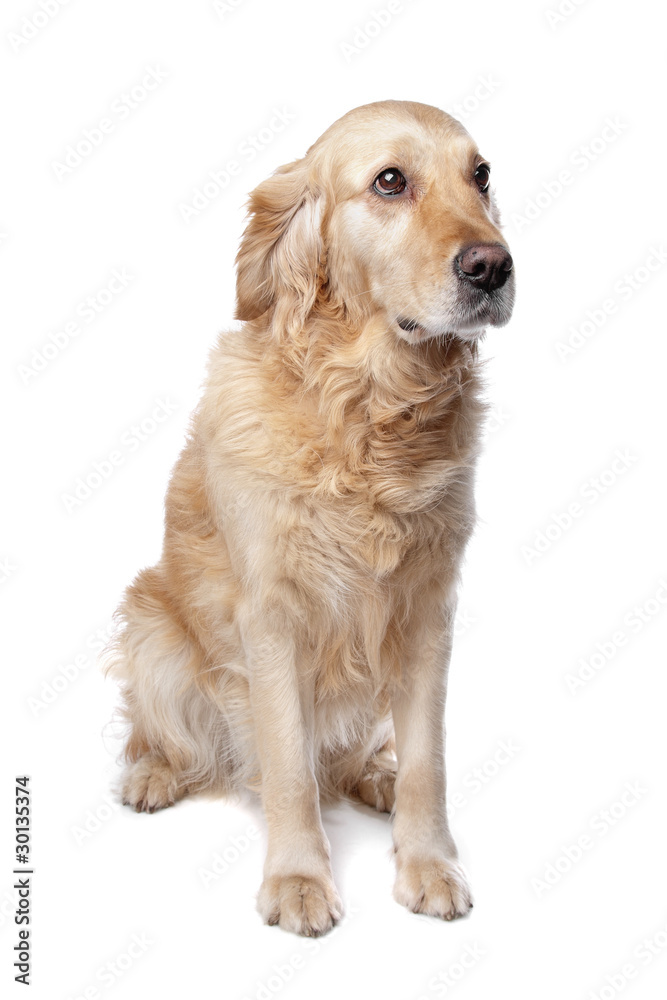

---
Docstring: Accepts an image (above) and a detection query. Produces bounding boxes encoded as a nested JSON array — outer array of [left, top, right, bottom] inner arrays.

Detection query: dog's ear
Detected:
[[235, 158, 323, 336]]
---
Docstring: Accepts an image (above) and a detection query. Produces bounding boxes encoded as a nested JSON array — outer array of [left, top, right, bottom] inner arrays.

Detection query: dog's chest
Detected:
[[269, 413, 478, 585], [300, 501, 459, 700]]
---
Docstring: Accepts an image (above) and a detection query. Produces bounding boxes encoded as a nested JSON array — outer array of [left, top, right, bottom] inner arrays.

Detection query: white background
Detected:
[[2, 1, 666, 998]]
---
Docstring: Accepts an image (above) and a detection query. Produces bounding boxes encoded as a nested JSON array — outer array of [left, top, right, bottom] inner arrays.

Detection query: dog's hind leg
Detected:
[[121, 752, 183, 813], [349, 739, 397, 813], [106, 567, 235, 812], [321, 718, 397, 813]]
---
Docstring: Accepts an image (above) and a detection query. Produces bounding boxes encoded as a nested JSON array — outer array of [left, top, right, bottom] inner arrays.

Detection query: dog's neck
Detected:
[[295, 311, 481, 431], [258, 311, 486, 513]]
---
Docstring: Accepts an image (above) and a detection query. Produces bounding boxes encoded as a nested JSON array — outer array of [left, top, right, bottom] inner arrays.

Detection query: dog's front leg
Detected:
[[391, 616, 473, 919], [246, 624, 342, 936]]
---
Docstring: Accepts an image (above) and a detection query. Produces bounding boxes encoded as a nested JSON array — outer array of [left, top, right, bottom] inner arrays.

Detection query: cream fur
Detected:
[[105, 100, 514, 935]]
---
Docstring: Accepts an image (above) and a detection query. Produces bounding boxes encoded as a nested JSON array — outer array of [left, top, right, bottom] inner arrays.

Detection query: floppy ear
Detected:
[[235, 158, 323, 336]]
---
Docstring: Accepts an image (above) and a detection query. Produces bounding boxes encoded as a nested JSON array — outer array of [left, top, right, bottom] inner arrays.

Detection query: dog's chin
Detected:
[[395, 289, 514, 345], [395, 315, 489, 346]]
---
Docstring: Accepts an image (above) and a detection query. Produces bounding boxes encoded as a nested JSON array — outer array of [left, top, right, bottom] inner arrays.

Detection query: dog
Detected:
[[106, 99, 514, 936]]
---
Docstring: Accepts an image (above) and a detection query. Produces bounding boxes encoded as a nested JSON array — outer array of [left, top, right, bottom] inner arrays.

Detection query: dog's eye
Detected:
[[474, 163, 491, 192], [373, 168, 407, 196]]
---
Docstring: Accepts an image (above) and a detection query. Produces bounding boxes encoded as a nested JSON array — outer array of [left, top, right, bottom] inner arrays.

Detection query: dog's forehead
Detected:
[[310, 103, 479, 190]]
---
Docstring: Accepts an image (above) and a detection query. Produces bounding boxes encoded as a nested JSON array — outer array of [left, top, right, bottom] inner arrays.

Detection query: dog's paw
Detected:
[[354, 762, 396, 813], [121, 756, 182, 813], [394, 855, 472, 920], [258, 873, 343, 936]]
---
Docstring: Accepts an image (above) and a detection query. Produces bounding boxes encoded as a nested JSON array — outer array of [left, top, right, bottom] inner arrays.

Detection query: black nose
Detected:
[[456, 244, 513, 293]]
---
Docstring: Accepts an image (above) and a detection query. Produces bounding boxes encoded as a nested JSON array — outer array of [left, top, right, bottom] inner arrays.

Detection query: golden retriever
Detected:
[[106, 100, 514, 935]]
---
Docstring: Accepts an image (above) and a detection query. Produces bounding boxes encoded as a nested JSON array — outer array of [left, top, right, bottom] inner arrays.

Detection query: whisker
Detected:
[[341, 278, 420, 304]]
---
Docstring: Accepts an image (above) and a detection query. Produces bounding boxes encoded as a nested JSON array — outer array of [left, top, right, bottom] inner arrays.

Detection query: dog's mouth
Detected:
[[397, 317, 424, 335], [396, 283, 515, 343], [396, 312, 481, 343]]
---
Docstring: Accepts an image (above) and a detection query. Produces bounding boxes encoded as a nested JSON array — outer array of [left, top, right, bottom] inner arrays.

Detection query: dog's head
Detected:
[[236, 100, 514, 344]]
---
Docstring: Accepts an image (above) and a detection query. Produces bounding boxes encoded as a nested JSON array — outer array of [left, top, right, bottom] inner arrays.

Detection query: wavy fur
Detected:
[[105, 100, 514, 935]]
